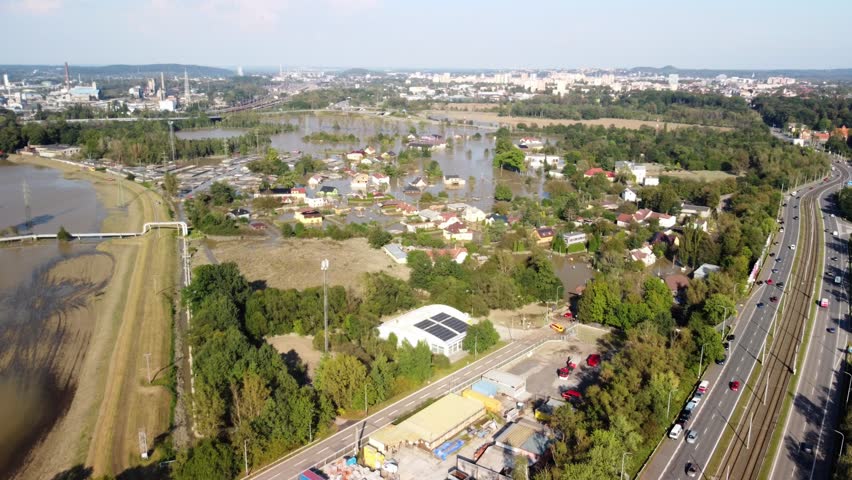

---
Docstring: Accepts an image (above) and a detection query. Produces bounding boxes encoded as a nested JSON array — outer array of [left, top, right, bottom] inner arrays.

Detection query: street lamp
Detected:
[[698, 343, 705, 380], [321, 259, 329, 353], [555, 285, 564, 306], [666, 388, 675, 420], [833, 429, 845, 462], [620, 451, 633, 480], [844, 371, 852, 406]]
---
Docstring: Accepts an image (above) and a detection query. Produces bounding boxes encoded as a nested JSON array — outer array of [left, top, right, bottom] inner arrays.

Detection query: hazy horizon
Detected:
[[1, 0, 849, 70]]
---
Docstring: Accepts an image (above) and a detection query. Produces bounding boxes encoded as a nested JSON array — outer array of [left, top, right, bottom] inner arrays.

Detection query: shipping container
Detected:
[[462, 389, 503, 413], [471, 379, 498, 397]]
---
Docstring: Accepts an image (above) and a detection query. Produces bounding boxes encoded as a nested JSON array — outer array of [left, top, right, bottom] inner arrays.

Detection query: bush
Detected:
[[56, 225, 73, 241]]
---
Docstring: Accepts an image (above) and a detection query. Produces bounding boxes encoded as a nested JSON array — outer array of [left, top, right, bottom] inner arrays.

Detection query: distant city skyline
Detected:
[[1, 0, 849, 70]]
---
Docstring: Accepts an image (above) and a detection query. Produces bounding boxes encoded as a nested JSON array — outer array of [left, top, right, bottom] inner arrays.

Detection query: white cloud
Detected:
[[7, 0, 64, 14]]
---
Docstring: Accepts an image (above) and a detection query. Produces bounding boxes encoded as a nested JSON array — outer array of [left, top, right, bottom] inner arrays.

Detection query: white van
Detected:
[[835, 276, 842, 285], [669, 423, 684, 439], [833, 231, 838, 237]]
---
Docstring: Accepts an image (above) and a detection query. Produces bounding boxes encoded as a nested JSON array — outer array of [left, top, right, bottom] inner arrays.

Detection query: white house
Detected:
[[614, 160, 647, 184], [305, 197, 327, 208], [562, 231, 587, 246], [443, 221, 473, 242], [462, 206, 487, 223], [680, 203, 712, 219], [371, 172, 390, 186], [443, 175, 466, 187], [650, 212, 677, 229], [351, 173, 370, 189], [630, 246, 657, 267], [693, 263, 721, 280], [419, 209, 443, 223], [308, 174, 323, 188], [643, 176, 659, 186], [621, 188, 638, 203]]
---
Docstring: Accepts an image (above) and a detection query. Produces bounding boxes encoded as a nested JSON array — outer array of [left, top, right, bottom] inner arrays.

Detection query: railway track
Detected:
[[715, 193, 822, 479]]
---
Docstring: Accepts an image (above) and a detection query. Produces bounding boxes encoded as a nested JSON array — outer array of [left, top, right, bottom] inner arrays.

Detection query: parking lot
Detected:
[[505, 336, 604, 401]]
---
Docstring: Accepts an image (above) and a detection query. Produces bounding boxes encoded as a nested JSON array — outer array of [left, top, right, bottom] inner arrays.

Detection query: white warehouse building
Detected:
[[377, 304, 471, 356]]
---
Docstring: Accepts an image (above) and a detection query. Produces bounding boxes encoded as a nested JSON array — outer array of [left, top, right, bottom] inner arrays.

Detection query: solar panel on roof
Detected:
[[414, 319, 435, 330], [442, 317, 469, 333], [426, 323, 457, 341], [431, 312, 451, 322]]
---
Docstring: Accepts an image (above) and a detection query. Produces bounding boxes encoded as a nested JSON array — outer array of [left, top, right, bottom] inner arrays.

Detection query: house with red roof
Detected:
[[583, 167, 615, 181], [443, 221, 473, 242]]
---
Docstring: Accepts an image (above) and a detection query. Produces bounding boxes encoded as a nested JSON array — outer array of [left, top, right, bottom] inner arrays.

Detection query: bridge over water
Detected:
[[0, 221, 188, 244]]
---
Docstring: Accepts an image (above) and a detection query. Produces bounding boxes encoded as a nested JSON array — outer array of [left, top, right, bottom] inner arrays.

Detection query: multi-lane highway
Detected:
[[641, 169, 842, 479], [771, 158, 852, 479]]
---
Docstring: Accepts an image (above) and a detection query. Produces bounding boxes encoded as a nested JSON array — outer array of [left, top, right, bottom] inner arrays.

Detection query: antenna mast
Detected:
[[22, 180, 32, 232]]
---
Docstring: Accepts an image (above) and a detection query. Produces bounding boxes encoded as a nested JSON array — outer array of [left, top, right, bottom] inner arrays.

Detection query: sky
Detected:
[[1, 0, 849, 70]]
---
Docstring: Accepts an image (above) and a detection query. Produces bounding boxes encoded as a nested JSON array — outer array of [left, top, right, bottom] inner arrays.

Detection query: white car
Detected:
[[686, 429, 699, 444], [789, 244, 796, 250]]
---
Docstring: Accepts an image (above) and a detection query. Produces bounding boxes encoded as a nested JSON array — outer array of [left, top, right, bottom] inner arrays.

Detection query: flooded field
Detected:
[[177, 112, 550, 214], [0, 162, 107, 477]]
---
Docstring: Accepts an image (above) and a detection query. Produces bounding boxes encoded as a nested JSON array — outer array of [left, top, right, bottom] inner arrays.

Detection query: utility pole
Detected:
[[321, 259, 329, 353], [834, 429, 845, 461], [666, 389, 674, 419], [747, 412, 753, 449], [22, 180, 32, 233], [620, 452, 632, 480], [698, 344, 705, 380], [168, 120, 176, 164], [243, 439, 249, 475], [144, 353, 152, 383], [364, 384, 368, 414]]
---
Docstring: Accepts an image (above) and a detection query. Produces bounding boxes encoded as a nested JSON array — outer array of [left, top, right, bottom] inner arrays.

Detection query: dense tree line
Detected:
[[0, 110, 286, 163], [185, 182, 239, 235], [406, 249, 560, 316], [504, 90, 759, 128], [533, 122, 829, 182], [753, 95, 852, 131]]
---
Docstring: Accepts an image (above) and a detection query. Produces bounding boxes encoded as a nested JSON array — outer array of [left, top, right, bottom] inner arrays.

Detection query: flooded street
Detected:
[[0, 161, 107, 477]]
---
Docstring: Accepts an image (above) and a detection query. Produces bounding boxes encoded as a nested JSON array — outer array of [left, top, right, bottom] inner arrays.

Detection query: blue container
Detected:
[[346, 457, 357, 466], [472, 380, 498, 397]]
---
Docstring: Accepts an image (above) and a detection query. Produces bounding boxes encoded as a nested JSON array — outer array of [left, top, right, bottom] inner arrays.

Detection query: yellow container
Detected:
[[362, 445, 385, 470], [462, 389, 502, 414]]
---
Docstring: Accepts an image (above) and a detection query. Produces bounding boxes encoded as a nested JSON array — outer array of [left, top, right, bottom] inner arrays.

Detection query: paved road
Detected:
[[771, 157, 852, 480], [246, 331, 552, 480], [641, 173, 839, 480]]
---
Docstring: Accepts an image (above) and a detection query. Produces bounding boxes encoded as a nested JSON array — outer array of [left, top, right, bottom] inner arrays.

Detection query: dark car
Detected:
[[801, 443, 814, 455], [770, 296, 779, 302], [777, 281, 785, 287], [772, 268, 779, 273], [793, 216, 799, 220], [769, 252, 776, 257], [757, 302, 765, 308], [716, 356, 727, 365], [756, 280, 764, 285], [686, 462, 699, 478], [723, 342, 730, 350], [727, 334, 736, 341], [828, 327, 837, 333]]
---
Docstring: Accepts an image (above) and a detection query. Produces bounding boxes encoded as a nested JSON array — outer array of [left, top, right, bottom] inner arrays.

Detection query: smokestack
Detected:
[[160, 72, 165, 100], [184, 69, 190, 101], [64, 62, 70, 89]]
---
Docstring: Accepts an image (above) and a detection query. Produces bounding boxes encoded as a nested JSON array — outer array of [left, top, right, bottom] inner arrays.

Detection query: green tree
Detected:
[[368, 353, 397, 404], [314, 354, 367, 410], [163, 172, 179, 197], [463, 320, 500, 353], [190, 293, 241, 347], [209, 181, 236, 206], [703, 293, 736, 326], [56, 225, 73, 241], [361, 272, 416, 317], [367, 226, 392, 249], [495, 183, 513, 202], [173, 438, 238, 480], [407, 250, 434, 289], [396, 340, 432, 383], [513, 253, 562, 302], [494, 147, 525, 172], [578, 277, 620, 325], [183, 262, 251, 311]]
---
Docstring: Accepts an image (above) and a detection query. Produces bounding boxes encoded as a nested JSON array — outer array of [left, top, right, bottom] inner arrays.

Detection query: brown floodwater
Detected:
[[177, 113, 552, 214], [0, 161, 107, 477]]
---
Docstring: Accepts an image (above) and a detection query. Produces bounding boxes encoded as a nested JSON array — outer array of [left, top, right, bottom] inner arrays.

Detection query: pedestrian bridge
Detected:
[[0, 221, 189, 244]]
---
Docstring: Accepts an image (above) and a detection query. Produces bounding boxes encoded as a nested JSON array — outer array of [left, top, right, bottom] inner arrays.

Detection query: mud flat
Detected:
[[4, 156, 175, 479]]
